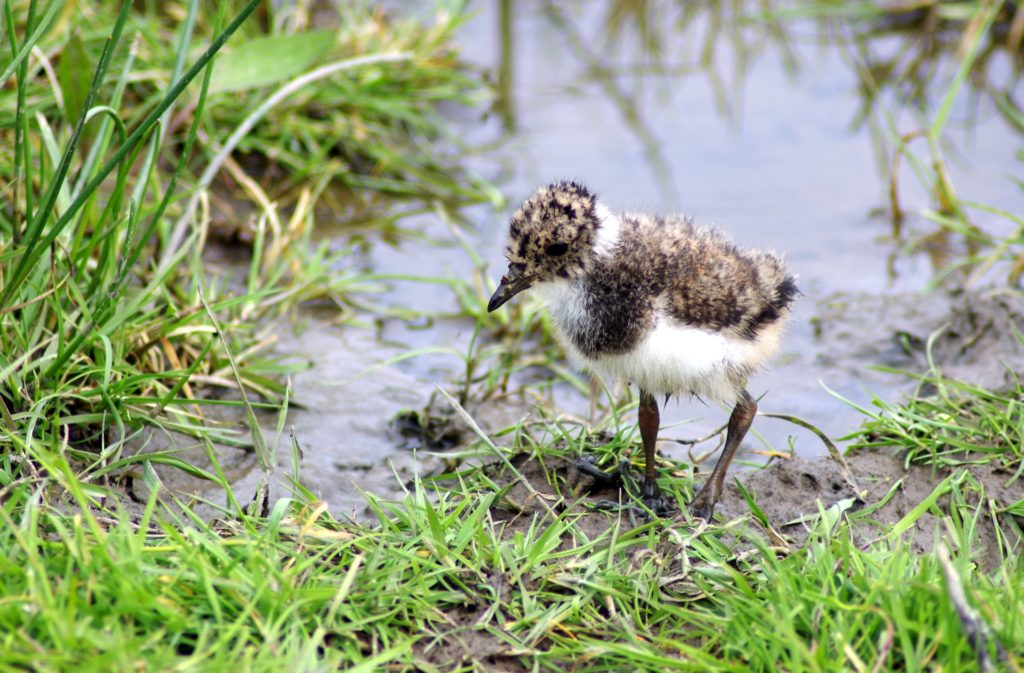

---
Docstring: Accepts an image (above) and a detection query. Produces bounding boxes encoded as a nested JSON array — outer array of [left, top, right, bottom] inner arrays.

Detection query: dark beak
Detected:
[[487, 269, 532, 312]]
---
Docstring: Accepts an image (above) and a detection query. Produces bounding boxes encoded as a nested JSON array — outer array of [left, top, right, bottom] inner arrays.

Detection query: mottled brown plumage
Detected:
[[488, 181, 797, 520]]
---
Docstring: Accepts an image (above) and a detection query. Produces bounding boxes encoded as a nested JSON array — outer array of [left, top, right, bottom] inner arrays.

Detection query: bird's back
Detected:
[[615, 212, 797, 341]]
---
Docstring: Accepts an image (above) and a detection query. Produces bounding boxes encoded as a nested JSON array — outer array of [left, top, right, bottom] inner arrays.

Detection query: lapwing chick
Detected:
[[487, 181, 797, 520]]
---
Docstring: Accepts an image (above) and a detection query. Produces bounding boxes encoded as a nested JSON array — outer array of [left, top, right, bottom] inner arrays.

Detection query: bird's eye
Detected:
[[545, 242, 568, 257]]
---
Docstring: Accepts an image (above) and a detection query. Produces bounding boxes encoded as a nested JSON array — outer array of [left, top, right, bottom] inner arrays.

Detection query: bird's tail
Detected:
[[751, 251, 799, 310]]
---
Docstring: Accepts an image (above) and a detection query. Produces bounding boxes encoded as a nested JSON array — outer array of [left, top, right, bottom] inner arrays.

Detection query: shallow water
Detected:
[[174, 3, 1024, 514]]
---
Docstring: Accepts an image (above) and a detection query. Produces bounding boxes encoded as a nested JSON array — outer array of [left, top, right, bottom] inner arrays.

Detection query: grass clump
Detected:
[[2, 406, 1022, 671], [0, 0, 494, 463], [194, 0, 499, 226], [698, 522, 1021, 672], [0, 0, 281, 460], [850, 371, 1024, 475]]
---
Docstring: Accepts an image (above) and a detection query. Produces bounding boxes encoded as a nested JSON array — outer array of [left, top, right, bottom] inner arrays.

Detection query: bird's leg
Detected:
[[689, 389, 756, 521], [638, 389, 674, 516], [570, 389, 673, 517]]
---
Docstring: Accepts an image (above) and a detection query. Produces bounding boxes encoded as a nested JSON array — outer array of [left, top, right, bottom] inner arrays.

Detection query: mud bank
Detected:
[[814, 287, 1024, 391], [482, 446, 1022, 569]]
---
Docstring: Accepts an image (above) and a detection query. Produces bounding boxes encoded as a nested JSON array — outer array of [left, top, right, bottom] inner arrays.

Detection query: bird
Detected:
[[487, 180, 798, 520]]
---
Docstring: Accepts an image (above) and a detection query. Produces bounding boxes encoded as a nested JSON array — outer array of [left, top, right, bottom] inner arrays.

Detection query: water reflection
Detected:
[[494, 0, 516, 132], [540, 1, 679, 206], [490, 0, 804, 208], [840, 2, 1023, 129], [482, 0, 1022, 281], [833, 2, 1023, 263], [502, 1, 1024, 137]]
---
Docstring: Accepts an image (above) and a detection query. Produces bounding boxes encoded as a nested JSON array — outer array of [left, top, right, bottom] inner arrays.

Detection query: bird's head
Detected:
[[488, 181, 602, 312]]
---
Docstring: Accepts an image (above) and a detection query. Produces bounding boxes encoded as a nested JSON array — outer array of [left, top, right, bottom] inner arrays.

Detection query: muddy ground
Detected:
[[480, 446, 1021, 561], [814, 286, 1024, 391], [130, 288, 1024, 531]]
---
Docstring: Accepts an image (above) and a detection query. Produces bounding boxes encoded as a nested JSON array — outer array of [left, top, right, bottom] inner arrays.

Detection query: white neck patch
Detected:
[[592, 202, 621, 257]]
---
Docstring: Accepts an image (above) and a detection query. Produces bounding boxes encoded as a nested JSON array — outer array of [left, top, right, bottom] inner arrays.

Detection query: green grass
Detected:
[[847, 369, 1024, 475], [0, 0, 495, 457], [2, 400, 1021, 671]]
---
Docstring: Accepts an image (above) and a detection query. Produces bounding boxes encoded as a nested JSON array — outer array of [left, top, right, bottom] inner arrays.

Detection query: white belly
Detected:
[[562, 321, 736, 402], [537, 279, 781, 403]]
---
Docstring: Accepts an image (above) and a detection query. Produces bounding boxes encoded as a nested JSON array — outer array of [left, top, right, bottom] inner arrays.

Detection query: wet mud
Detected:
[[814, 287, 1024, 391], [478, 446, 1021, 567]]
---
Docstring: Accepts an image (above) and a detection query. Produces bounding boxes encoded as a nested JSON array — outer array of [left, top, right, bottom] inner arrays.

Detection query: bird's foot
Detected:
[[573, 456, 630, 486], [575, 457, 644, 513], [573, 457, 675, 518], [687, 485, 718, 522], [640, 478, 675, 518]]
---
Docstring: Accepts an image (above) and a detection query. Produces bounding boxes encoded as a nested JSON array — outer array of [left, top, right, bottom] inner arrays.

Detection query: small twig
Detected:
[[687, 434, 726, 466], [666, 423, 727, 466], [866, 606, 895, 673], [672, 423, 727, 446]]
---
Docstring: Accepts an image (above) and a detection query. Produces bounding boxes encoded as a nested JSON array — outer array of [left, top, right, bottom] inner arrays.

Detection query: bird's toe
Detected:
[[687, 490, 717, 522], [640, 478, 675, 517], [573, 456, 629, 486]]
